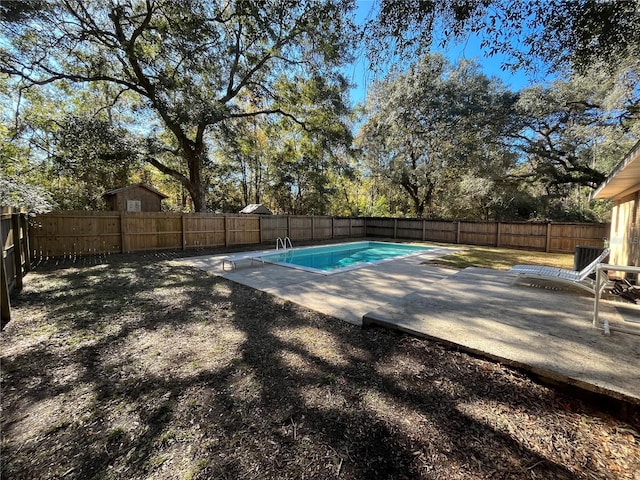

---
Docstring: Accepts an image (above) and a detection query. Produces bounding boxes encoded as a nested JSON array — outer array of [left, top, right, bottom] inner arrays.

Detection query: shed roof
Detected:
[[104, 183, 168, 199], [239, 203, 272, 214], [592, 140, 640, 200]]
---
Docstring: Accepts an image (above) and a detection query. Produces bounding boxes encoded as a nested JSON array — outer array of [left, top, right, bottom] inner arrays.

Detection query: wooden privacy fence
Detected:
[[29, 212, 366, 258], [365, 218, 609, 253], [28, 211, 609, 259], [1, 207, 31, 326]]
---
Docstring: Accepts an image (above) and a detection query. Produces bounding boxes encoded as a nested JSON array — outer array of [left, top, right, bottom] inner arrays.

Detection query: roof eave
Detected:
[[592, 140, 640, 200]]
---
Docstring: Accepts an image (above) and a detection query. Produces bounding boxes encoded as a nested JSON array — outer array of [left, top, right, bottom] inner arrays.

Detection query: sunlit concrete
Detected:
[[363, 268, 640, 404], [174, 246, 456, 324], [172, 248, 640, 404]]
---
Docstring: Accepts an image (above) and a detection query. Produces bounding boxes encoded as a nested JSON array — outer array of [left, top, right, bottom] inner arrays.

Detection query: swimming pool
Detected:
[[259, 241, 434, 274]]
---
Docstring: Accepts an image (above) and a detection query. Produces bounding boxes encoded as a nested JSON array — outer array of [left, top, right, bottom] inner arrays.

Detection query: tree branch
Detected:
[[227, 22, 243, 99], [143, 155, 190, 187], [227, 108, 309, 131]]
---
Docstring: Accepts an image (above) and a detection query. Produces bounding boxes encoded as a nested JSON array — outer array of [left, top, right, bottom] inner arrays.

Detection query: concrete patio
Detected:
[[172, 248, 640, 405]]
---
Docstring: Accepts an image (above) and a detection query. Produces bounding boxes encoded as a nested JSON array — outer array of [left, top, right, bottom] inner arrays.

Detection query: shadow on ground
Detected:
[[2, 253, 639, 479]]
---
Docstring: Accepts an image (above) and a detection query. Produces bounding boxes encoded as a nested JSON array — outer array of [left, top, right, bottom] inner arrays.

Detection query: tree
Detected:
[[0, 121, 56, 213], [209, 73, 354, 215], [357, 54, 518, 217], [0, 175, 56, 213], [515, 84, 607, 191], [216, 117, 269, 208], [1, 0, 356, 211], [51, 116, 143, 209], [265, 75, 355, 214], [511, 71, 639, 221], [0, 73, 56, 213], [367, 0, 640, 74]]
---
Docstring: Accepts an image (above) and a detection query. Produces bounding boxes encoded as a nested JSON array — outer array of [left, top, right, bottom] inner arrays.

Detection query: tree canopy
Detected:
[[357, 54, 519, 218], [1, 0, 356, 211], [1, 0, 638, 221], [366, 0, 640, 74]]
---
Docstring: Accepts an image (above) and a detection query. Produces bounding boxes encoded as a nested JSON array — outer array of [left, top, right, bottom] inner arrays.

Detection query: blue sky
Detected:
[[345, 1, 549, 106]]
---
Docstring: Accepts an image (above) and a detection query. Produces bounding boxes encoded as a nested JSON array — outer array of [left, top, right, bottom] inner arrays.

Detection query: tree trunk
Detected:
[[187, 150, 206, 212], [187, 175, 206, 212], [142, 135, 208, 212]]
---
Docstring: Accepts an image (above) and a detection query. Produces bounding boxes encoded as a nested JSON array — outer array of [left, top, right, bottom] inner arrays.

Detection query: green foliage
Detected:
[[516, 79, 627, 187], [0, 175, 56, 213], [2, 2, 637, 221], [357, 54, 518, 218], [49, 115, 142, 209], [210, 74, 355, 215], [355, 48, 637, 222], [1, 0, 358, 211], [512, 69, 639, 221], [367, 1, 640, 75], [0, 122, 56, 212]]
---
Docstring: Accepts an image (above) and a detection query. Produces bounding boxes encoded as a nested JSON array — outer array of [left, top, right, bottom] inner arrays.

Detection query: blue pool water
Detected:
[[259, 241, 433, 274]]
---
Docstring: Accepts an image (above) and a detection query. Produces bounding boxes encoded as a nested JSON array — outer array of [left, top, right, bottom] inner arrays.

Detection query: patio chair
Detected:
[[509, 248, 610, 294], [222, 252, 266, 271]]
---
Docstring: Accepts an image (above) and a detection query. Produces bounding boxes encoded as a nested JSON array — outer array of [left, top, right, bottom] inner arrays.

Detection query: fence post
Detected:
[[259, 215, 263, 244], [119, 213, 126, 253], [496, 222, 501, 247], [20, 213, 31, 272], [181, 214, 186, 250], [331, 217, 334, 239], [393, 218, 398, 239], [545, 222, 552, 253], [1, 249, 10, 326], [224, 215, 230, 247], [11, 214, 23, 292], [456, 221, 461, 244], [349, 217, 352, 237], [287, 215, 291, 239]]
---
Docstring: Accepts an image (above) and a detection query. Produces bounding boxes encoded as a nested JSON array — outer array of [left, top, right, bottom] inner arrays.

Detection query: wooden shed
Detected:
[[239, 204, 272, 215], [593, 140, 640, 269], [104, 184, 168, 212]]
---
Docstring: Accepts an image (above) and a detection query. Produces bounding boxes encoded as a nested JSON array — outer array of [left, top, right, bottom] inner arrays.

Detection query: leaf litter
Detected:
[[2, 250, 639, 479]]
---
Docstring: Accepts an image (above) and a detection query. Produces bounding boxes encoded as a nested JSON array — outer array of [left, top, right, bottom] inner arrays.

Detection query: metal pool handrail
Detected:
[[276, 237, 293, 250]]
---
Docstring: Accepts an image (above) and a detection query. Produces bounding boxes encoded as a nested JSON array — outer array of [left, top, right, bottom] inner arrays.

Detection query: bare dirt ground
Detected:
[[2, 250, 639, 480]]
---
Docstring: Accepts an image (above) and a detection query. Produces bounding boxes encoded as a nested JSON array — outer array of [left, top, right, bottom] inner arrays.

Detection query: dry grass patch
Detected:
[[425, 245, 575, 271]]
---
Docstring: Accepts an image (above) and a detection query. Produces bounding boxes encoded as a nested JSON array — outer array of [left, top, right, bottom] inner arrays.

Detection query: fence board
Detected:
[[123, 213, 183, 252], [183, 214, 225, 248], [260, 216, 288, 243], [459, 221, 497, 246], [548, 223, 608, 253], [289, 216, 313, 241], [28, 212, 610, 258], [365, 218, 395, 237], [2, 207, 30, 327], [226, 215, 260, 246], [397, 219, 424, 240], [350, 218, 366, 237], [30, 211, 121, 257], [1, 211, 16, 290], [333, 218, 353, 237], [313, 217, 333, 240], [423, 221, 457, 243], [498, 222, 548, 250]]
